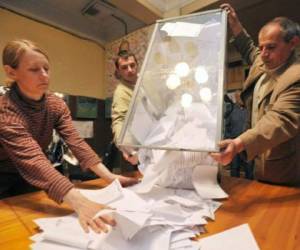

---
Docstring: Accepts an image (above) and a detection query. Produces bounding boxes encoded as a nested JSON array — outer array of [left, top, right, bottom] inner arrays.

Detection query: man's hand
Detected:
[[113, 174, 140, 187], [64, 188, 116, 233], [90, 162, 139, 187], [221, 3, 243, 36], [122, 151, 139, 165], [210, 138, 244, 165]]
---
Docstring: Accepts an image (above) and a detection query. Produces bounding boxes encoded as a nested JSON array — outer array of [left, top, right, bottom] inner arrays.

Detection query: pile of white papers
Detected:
[[31, 180, 222, 250], [130, 102, 216, 150], [137, 150, 228, 199]]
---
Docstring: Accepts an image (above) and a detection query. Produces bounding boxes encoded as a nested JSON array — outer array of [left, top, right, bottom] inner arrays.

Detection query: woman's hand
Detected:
[[64, 188, 116, 233]]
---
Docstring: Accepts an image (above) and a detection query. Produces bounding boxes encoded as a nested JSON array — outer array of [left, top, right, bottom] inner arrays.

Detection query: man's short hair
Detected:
[[114, 50, 138, 69], [114, 50, 138, 79], [263, 17, 300, 43]]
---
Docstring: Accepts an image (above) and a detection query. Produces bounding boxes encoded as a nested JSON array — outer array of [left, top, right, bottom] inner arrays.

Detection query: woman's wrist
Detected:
[[63, 188, 85, 211], [90, 163, 115, 182]]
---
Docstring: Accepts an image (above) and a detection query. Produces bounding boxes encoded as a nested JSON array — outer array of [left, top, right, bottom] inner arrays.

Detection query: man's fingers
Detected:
[[220, 3, 230, 11], [218, 139, 231, 149], [210, 152, 225, 164], [127, 177, 140, 185], [123, 152, 129, 160], [118, 176, 140, 187]]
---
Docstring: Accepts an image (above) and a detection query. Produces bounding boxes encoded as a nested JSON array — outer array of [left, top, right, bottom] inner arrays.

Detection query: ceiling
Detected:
[[198, 0, 300, 43], [0, 0, 148, 44], [145, 0, 195, 12], [1, 0, 300, 46]]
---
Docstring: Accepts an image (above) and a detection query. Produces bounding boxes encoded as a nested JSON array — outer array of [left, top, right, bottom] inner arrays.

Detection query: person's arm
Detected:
[[221, 3, 243, 36], [238, 82, 300, 160], [111, 85, 131, 144], [0, 115, 117, 233], [210, 137, 244, 165], [221, 3, 260, 65], [54, 97, 139, 185], [89, 162, 139, 186], [63, 188, 115, 233], [111, 85, 139, 165], [121, 151, 139, 165], [0, 116, 74, 202], [212, 82, 300, 164]]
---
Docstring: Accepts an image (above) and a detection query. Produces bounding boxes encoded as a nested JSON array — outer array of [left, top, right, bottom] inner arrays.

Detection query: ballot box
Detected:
[[118, 9, 227, 153]]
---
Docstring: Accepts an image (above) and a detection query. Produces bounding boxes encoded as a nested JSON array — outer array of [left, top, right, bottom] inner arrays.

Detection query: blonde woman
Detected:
[[0, 39, 138, 233]]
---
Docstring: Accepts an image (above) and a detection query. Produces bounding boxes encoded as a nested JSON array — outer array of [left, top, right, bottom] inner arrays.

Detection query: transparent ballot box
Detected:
[[118, 9, 227, 152]]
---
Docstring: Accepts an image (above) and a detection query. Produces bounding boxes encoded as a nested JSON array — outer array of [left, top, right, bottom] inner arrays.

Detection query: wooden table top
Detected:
[[1, 174, 300, 250]]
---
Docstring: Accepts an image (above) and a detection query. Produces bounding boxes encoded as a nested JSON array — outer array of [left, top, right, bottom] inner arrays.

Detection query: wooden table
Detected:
[[1, 175, 300, 250]]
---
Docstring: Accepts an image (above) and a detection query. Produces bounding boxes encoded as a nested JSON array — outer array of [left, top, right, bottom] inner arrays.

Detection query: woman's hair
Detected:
[[2, 39, 49, 85], [2, 39, 48, 69]]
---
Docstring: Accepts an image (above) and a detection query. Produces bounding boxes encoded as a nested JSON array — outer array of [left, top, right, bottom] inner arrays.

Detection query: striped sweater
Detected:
[[0, 84, 101, 203]]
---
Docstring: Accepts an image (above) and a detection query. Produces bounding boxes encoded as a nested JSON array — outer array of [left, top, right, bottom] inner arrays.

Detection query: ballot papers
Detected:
[[197, 224, 260, 250], [135, 150, 228, 199], [30, 180, 224, 250]]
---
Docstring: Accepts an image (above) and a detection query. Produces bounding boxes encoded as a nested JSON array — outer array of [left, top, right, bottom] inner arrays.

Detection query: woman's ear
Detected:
[[3, 65, 17, 81]]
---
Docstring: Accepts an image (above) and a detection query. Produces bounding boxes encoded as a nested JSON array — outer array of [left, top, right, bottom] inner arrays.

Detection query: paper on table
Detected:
[[34, 215, 110, 250], [170, 238, 193, 249], [198, 224, 260, 250], [110, 187, 149, 212], [170, 231, 196, 243], [114, 210, 152, 240], [43, 231, 91, 249], [31, 178, 225, 250], [99, 226, 172, 250], [165, 195, 200, 208], [79, 179, 123, 204], [91, 188, 152, 240], [31, 240, 81, 250], [151, 202, 189, 221]]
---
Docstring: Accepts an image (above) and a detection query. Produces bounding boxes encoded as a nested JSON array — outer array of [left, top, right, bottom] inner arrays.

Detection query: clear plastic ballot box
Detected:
[[118, 9, 227, 153]]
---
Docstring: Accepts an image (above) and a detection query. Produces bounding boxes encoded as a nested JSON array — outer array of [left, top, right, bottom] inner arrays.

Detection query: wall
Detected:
[[0, 8, 105, 99]]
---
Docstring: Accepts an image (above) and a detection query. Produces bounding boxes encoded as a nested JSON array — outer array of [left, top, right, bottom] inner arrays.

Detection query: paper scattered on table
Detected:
[[197, 224, 260, 250], [31, 180, 225, 250]]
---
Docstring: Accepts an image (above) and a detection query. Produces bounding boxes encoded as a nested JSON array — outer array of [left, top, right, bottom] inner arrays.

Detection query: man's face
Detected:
[[117, 56, 138, 84], [258, 23, 295, 70]]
